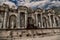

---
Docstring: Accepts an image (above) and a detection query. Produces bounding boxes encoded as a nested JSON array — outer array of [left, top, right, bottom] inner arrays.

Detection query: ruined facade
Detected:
[[0, 4, 60, 29], [0, 3, 60, 40]]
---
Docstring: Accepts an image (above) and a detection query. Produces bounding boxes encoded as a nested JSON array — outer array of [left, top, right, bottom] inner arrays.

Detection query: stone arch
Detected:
[[9, 15, 17, 29]]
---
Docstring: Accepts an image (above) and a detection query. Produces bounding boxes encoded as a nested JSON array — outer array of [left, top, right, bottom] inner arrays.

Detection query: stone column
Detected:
[[53, 15, 56, 27], [0, 14, 3, 29], [25, 11, 27, 28], [3, 12, 7, 29], [17, 11, 20, 29], [40, 12, 43, 28], [3, 11, 7, 29], [46, 18, 49, 28], [52, 10, 56, 27], [48, 13, 52, 28], [3, 5, 9, 29], [35, 12, 38, 27]]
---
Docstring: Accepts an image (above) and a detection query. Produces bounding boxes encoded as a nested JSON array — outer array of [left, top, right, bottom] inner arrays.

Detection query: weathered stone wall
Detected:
[[0, 4, 60, 29], [0, 4, 60, 40]]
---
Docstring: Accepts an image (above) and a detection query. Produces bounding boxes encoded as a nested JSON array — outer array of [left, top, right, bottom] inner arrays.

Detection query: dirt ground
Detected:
[[0, 35, 60, 40], [12, 35, 60, 40]]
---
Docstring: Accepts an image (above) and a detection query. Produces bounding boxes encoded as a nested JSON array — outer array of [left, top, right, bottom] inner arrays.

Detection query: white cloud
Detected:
[[22, 0, 60, 9], [1, 0, 60, 9]]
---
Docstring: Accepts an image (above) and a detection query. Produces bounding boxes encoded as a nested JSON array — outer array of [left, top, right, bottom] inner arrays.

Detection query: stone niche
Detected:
[[18, 6, 28, 29], [7, 8, 18, 29], [34, 8, 44, 28]]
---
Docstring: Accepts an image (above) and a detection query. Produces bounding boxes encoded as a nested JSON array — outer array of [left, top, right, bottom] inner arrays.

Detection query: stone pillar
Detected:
[[17, 11, 20, 29], [0, 12, 3, 29], [53, 15, 56, 27], [52, 10, 56, 27], [25, 11, 27, 28], [35, 12, 38, 27], [48, 13, 52, 28], [2, 4, 9, 29], [3, 11, 7, 29], [40, 13, 43, 28], [46, 18, 49, 28]]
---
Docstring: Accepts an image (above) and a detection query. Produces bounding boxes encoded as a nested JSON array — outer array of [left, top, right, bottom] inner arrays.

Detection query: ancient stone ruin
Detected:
[[0, 4, 60, 40], [0, 4, 60, 29]]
